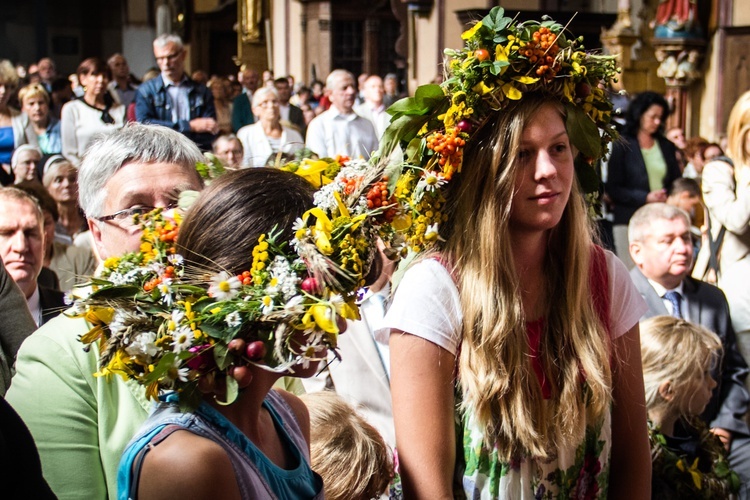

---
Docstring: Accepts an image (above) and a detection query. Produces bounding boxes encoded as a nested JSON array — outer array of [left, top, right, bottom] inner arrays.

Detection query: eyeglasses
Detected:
[[94, 204, 179, 224], [155, 51, 182, 63]]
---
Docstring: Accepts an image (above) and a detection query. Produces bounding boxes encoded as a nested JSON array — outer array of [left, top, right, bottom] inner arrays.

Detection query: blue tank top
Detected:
[[0, 126, 13, 164], [119, 390, 323, 499]]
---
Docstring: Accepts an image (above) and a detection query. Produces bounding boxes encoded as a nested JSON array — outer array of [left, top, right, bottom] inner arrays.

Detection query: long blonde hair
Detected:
[[726, 90, 750, 172], [443, 94, 612, 460]]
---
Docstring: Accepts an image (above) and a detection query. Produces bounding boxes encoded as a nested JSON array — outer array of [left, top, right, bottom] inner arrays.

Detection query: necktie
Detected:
[[664, 290, 683, 319]]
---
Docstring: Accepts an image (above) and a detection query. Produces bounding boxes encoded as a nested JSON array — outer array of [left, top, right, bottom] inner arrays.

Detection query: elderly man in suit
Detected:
[[629, 202, 750, 496]]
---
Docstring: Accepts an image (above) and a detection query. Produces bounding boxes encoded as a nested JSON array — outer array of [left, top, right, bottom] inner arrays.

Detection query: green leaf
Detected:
[[565, 103, 602, 159], [574, 155, 601, 196], [405, 137, 424, 164], [143, 352, 176, 384], [89, 285, 141, 300], [215, 376, 238, 406], [386, 84, 444, 117], [213, 342, 231, 370]]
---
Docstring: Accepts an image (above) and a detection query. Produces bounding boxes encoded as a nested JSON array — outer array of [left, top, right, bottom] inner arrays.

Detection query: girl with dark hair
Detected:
[[113, 168, 325, 499], [61, 57, 126, 166], [605, 91, 682, 267]]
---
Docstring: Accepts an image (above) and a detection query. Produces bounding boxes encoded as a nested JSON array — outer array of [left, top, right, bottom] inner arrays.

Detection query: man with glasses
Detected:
[[135, 34, 218, 151], [6, 124, 205, 499]]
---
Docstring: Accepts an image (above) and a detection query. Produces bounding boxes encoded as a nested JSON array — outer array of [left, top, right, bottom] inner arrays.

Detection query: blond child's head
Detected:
[[300, 391, 393, 500], [640, 316, 722, 420]]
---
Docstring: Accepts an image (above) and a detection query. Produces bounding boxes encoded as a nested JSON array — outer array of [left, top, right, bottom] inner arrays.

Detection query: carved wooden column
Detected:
[[651, 0, 706, 132]]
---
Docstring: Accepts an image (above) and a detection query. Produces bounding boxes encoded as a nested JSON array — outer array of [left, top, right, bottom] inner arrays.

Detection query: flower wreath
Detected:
[[72, 8, 621, 408], [71, 156, 389, 408], [378, 6, 620, 247], [649, 419, 740, 497]]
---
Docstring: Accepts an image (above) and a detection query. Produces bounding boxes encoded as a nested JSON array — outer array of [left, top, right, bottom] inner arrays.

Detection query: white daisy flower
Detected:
[[225, 311, 242, 328], [419, 171, 446, 192], [292, 218, 306, 232], [172, 326, 194, 353], [167, 254, 184, 266], [208, 271, 241, 300], [261, 296, 274, 315]]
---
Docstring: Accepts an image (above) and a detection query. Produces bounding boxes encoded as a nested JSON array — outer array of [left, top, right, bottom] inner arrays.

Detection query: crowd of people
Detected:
[[0, 9, 749, 499]]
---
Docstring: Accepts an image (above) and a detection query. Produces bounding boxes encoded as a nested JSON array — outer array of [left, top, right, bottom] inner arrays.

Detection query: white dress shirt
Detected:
[[304, 107, 378, 159], [648, 279, 689, 321]]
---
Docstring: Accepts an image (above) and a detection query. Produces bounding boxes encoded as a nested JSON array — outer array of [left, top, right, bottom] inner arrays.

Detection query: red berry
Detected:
[[301, 277, 320, 294], [475, 48, 490, 61], [575, 82, 592, 99], [229, 365, 253, 386], [456, 120, 472, 133], [246, 341, 266, 361]]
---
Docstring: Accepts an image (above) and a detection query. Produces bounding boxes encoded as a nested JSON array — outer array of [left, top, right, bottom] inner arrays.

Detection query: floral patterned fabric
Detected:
[[461, 394, 612, 499]]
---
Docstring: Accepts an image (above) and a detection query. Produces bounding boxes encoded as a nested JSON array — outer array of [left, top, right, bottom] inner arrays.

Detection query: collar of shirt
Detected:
[[329, 107, 358, 122], [368, 103, 385, 114], [26, 286, 41, 327], [648, 278, 688, 320], [648, 279, 685, 298], [161, 74, 188, 88]]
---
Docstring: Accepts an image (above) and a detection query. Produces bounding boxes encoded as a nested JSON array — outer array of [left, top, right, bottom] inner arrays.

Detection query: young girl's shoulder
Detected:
[[138, 429, 240, 499]]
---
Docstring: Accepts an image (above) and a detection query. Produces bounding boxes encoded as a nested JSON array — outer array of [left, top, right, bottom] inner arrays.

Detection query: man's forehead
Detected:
[[0, 198, 41, 225], [645, 218, 688, 237], [107, 162, 199, 197]]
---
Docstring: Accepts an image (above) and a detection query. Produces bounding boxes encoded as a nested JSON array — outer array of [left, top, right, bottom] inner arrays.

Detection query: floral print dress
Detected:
[[461, 393, 611, 499]]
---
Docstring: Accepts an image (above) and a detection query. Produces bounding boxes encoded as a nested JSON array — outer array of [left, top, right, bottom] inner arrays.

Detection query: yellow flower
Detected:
[[472, 81, 495, 96], [512, 76, 539, 85], [103, 257, 120, 269], [461, 21, 482, 40], [495, 44, 509, 72], [95, 349, 133, 381], [502, 83, 522, 100], [295, 159, 331, 188]]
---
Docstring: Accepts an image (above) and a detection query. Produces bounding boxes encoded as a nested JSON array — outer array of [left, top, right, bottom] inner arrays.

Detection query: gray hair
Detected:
[[326, 69, 354, 90], [153, 34, 184, 51], [251, 87, 279, 108], [78, 123, 204, 217], [628, 202, 691, 244], [11, 145, 42, 167]]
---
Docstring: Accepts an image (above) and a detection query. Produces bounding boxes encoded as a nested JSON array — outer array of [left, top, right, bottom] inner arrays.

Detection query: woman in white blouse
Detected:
[[61, 57, 125, 166], [236, 87, 304, 168]]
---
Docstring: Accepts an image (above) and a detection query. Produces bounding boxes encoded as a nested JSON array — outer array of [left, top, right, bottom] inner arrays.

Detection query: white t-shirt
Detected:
[[380, 250, 647, 354]]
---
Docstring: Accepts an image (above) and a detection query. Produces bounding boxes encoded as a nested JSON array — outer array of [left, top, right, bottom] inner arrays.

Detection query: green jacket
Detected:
[[6, 312, 305, 499]]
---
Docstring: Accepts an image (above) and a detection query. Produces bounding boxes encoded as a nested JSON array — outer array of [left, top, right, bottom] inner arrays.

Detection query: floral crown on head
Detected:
[[72, 157, 386, 409], [379, 7, 620, 221]]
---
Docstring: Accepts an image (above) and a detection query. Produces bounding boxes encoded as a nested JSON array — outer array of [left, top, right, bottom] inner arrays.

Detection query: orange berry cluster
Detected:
[[143, 265, 176, 292], [426, 128, 466, 179], [157, 226, 178, 243], [366, 178, 397, 222], [237, 270, 253, 286], [342, 175, 363, 195], [520, 27, 561, 79]]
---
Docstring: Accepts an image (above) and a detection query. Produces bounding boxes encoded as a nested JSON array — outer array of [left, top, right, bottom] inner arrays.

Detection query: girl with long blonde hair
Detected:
[[382, 10, 651, 499]]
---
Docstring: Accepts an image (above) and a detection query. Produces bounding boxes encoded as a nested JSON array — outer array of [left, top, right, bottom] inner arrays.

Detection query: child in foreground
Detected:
[[640, 315, 740, 498], [300, 391, 393, 500]]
